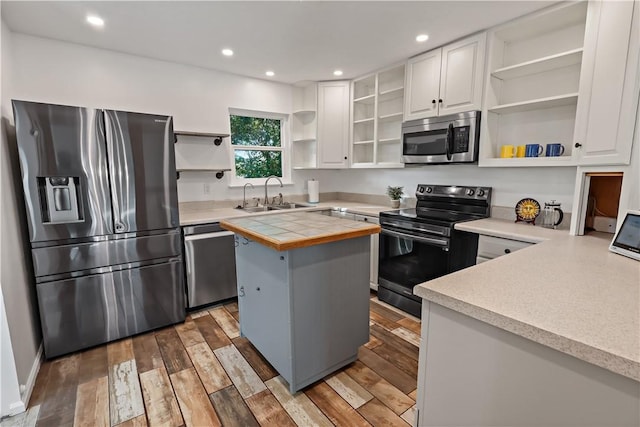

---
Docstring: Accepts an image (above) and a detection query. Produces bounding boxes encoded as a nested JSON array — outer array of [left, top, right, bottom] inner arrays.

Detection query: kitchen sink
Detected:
[[269, 203, 307, 210], [239, 203, 308, 213]]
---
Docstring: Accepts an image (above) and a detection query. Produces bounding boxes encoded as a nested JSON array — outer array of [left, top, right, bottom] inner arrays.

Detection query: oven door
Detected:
[[378, 227, 450, 301]]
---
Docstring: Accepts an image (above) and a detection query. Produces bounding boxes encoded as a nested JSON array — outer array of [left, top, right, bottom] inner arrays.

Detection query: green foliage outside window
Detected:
[[230, 115, 283, 179]]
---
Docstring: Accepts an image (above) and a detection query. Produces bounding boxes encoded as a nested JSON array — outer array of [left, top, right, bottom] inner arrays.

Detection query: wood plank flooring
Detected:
[[12, 294, 419, 427]]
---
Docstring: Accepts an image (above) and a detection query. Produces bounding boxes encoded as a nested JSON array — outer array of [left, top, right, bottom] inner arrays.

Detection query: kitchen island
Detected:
[[412, 221, 640, 427], [220, 211, 380, 393]]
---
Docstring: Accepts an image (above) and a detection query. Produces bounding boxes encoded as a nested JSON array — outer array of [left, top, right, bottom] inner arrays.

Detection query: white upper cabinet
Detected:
[[405, 49, 441, 120], [404, 33, 486, 121], [317, 81, 350, 169], [439, 35, 486, 115], [573, 0, 639, 166]]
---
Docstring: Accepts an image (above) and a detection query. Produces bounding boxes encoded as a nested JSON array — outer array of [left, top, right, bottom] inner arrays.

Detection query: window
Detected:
[[229, 109, 289, 185]]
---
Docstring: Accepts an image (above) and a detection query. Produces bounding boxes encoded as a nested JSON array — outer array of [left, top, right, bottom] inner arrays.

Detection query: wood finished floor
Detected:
[[10, 295, 421, 427]]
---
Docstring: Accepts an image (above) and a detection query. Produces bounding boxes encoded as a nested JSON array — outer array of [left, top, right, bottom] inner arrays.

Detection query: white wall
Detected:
[[326, 165, 577, 211], [1, 19, 39, 414], [8, 32, 579, 209], [9, 32, 332, 202]]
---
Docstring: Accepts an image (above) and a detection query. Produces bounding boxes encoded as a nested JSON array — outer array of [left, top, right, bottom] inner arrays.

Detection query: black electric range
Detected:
[[377, 184, 492, 317]]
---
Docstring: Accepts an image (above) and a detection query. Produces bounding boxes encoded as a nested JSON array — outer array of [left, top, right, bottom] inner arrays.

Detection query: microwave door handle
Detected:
[[446, 123, 454, 161]]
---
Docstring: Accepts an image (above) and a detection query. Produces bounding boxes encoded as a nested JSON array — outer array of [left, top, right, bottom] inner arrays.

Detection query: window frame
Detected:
[[228, 108, 291, 187]]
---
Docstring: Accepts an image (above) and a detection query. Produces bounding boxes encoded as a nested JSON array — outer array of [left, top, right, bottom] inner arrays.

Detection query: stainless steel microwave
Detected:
[[401, 111, 480, 164]]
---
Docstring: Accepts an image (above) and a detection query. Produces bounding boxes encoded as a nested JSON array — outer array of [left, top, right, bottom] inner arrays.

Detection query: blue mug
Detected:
[[525, 144, 543, 157], [546, 143, 565, 157]]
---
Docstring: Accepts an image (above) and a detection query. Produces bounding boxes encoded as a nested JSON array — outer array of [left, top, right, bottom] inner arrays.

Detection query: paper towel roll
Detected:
[[308, 180, 319, 204]]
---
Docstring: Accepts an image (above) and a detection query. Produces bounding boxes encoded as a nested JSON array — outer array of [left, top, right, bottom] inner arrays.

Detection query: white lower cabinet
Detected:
[[476, 235, 532, 264], [355, 214, 379, 290]]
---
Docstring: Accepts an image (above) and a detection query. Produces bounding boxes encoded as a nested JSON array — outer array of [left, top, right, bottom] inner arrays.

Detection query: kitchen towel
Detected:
[[308, 180, 319, 203]]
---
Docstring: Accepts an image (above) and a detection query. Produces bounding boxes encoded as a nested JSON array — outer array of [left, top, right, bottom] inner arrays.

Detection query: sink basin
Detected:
[[269, 203, 307, 210], [240, 206, 271, 213], [239, 203, 308, 213]]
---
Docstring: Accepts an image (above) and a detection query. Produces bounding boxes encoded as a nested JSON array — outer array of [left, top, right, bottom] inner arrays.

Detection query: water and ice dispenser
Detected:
[[41, 177, 81, 223]]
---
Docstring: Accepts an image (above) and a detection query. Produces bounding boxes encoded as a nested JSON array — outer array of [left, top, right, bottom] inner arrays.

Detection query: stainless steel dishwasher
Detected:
[[183, 223, 237, 308]]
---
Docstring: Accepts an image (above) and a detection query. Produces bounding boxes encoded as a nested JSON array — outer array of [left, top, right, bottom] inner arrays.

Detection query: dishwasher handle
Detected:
[[184, 231, 235, 241]]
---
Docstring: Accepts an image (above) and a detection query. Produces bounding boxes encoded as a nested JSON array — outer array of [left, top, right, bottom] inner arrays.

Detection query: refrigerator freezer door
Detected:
[[37, 258, 185, 358], [32, 230, 182, 279], [12, 101, 113, 243], [104, 110, 179, 233]]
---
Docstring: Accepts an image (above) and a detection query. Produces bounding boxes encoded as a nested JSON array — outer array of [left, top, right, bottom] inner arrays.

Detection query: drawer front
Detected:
[[37, 259, 185, 358], [477, 235, 531, 259], [32, 230, 182, 278]]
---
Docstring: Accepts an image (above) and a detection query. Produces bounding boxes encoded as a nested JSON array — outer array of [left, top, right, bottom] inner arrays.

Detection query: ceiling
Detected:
[[2, 1, 555, 84]]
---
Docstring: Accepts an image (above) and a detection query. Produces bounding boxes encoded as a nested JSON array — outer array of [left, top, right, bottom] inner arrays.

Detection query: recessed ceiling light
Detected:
[[265, 71, 275, 77], [222, 48, 234, 57], [86, 15, 104, 27], [333, 70, 343, 76], [416, 34, 429, 42]]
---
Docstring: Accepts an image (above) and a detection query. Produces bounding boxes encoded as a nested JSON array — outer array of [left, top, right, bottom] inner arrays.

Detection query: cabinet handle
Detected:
[[504, 248, 511, 254], [256, 287, 261, 291], [574, 143, 582, 148], [438, 99, 443, 103], [432, 99, 436, 104], [344, 156, 347, 160]]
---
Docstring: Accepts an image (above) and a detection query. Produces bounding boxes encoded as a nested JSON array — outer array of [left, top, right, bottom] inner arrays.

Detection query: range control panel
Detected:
[[416, 184, 491, 200]]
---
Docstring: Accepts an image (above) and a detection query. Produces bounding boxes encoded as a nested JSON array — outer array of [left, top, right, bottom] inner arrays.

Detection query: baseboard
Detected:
[[6, 400, 26, 417], [21, 344, 43, 408]]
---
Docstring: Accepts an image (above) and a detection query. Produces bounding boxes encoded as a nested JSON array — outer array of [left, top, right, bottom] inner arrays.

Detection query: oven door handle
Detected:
[[381, 228, 449, 247]]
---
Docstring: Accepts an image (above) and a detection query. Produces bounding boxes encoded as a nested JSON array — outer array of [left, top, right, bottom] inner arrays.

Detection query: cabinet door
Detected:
[[317, 81, 350, 168], [404, 49, 442, 121], [438, 33, 486, 116], [574, 0, 639, 166]]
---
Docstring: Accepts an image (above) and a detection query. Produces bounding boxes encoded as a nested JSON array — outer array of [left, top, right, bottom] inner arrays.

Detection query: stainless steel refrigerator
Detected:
[[12, 100, 185, 358]]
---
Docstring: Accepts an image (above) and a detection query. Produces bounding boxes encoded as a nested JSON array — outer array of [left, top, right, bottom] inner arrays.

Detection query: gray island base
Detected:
[[235, 235, 371, 393]]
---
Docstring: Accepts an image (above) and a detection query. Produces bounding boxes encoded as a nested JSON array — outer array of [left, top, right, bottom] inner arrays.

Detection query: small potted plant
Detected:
[[386, 186, 404, 208]]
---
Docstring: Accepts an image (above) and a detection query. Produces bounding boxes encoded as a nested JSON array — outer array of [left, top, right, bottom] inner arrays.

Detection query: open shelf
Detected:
[[378, 87, 404, 102], [177, 168, 231, 172], [378, 137, 400, 145], [353, 94, 376, 104], [292, 138, 316, 143], [353, 140, 374, 145], [293, 109, 316, 116], [489, 93, 578, 114], [175, 131, 229, 138], [480, 156, 576, 168], [492, 48, 583, 80], [378, 112, 403, 122], [354, 117, 374, 124]]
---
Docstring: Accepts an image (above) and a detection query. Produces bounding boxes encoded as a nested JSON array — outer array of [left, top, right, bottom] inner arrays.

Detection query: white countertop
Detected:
[[455, 217, 568, 243], [415, 219, 640, 381], [179, 200, 392, 226]]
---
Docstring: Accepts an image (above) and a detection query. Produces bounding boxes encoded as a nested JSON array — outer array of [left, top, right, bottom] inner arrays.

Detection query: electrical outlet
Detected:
[[203, 183, 211, 195], [593, 216, 617, 233]]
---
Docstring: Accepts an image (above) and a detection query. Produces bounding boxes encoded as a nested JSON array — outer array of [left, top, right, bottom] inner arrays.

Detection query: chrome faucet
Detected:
[[242, 183, 254, 208], [264, 175, 283, 206]]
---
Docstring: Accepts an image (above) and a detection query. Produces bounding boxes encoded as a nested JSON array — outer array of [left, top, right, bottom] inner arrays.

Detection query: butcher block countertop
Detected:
[[220, 211, 381, 251], [414, 222, 640, 381]]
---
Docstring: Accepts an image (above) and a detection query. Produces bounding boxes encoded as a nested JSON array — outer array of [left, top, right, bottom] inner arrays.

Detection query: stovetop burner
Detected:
[[380, 184, 492, 227]]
